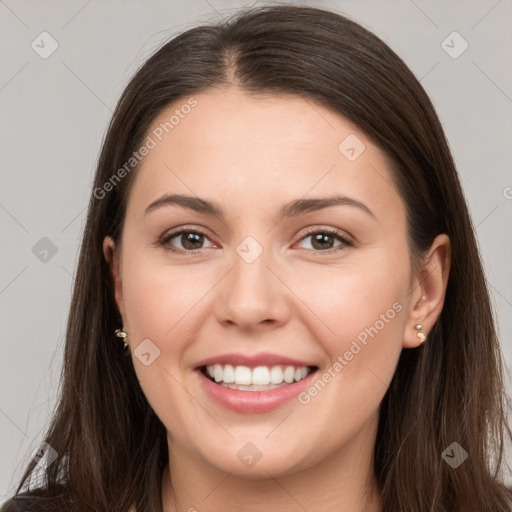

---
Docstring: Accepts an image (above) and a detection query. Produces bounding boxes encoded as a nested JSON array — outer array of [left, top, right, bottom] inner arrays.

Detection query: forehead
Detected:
[[125, 87, 405, 225]]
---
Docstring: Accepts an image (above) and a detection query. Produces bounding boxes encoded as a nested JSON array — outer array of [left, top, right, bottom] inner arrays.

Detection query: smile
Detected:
[[194, 354, 319, 413], [201, 364, 314, 390]]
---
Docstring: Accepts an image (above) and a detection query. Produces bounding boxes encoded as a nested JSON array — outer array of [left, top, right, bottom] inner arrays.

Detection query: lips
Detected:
[[195, 352, 316, 368], [194, 352, 319, 413]]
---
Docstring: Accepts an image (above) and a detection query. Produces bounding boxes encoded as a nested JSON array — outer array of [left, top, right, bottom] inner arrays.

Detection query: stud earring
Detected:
[[115, 328, 128, 350], [414, 324, 426, 342]]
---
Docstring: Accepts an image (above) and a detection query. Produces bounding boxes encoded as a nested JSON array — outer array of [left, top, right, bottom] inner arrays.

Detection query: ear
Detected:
[[103, 236, 125, 320], [403, 233, 451, 348]]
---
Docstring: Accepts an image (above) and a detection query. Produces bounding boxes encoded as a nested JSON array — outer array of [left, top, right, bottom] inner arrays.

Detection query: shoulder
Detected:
[[1, 492, 136, 512], [1, 489, 72, 512]]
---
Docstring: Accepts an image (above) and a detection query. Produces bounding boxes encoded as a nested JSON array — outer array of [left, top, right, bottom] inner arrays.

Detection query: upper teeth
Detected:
[[206, 364, 310, 386]]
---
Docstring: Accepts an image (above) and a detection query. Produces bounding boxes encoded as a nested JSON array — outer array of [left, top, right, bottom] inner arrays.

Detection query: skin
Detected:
[[104, 87, 451, 512]]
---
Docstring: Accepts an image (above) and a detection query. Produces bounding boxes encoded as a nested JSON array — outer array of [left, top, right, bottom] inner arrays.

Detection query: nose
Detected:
[[214, 241, 291, 332]]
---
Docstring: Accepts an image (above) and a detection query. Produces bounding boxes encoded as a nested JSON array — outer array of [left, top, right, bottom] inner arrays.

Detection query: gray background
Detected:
[[1, 0, 511, 500]]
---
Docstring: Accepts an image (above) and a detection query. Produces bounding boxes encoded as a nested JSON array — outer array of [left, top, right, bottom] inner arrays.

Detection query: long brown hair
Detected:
[[3, 4, 511, 511]]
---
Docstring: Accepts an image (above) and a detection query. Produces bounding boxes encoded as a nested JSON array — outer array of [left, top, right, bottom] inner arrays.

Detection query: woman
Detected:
[[3, 4, 511, 511]]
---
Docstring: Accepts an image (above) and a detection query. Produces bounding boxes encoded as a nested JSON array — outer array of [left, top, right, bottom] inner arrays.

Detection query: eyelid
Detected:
[[298, 225, 353, 240]]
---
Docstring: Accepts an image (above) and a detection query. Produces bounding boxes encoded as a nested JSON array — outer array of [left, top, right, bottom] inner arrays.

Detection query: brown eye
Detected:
[[160, 229, 215, 253], [296, 228, 353, 253]]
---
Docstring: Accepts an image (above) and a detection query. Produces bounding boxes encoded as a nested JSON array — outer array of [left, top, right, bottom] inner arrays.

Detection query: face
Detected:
[[104, 87, 447, 480]]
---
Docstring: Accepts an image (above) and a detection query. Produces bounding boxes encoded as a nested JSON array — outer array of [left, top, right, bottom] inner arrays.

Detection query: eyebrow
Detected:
[[144, 193, 376, 221]]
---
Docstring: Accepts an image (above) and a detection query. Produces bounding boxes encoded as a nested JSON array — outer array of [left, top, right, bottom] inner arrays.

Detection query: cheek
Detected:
[[290, 249, 409, 346], [121, 252, 211, 341], [120, 254, 210, 438], [291, 251, 409, 409]]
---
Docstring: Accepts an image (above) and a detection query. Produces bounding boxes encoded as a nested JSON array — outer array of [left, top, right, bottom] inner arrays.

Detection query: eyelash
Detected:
[[159, 226, 353, 255]]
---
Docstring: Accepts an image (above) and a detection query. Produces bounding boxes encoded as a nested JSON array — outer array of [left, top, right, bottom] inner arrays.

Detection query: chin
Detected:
[[196, 438, 314, 480]]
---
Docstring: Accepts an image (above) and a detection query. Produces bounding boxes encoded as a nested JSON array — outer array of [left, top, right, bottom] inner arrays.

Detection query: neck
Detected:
[[161, 414, 382, 512]]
